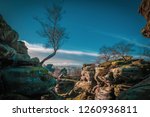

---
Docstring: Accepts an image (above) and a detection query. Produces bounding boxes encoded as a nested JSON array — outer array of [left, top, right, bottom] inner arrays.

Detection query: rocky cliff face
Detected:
[[66, 59, 150, 100], [139, 0, 150, 38], [0, 15, 57, 99]]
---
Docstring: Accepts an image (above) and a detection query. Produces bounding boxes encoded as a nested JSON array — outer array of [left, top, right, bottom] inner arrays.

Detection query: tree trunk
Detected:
[[40, 50, 56, 65]]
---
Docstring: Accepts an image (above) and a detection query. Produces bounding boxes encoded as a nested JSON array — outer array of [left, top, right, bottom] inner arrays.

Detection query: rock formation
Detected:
[[66, 59, 150, 100], [0, 15, 57, 99], [139, 0, 150, 38], [118, 74, 150, 100], [65, 64, 96, 100]]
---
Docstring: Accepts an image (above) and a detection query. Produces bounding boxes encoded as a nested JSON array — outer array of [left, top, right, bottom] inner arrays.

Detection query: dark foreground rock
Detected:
[[0, 66, 56, 97], [0, 15, 57, 99], [118, 75, 150, 100]]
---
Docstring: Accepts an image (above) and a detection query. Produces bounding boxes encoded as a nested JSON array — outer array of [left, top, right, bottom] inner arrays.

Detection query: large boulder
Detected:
[[13, 53, 31, 62], [0, 66, 57, 97], [118, 75, 150, 100], [110, 65, 143, 83]]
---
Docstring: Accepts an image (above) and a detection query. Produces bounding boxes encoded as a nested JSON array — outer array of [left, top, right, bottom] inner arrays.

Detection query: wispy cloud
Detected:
[[94, 31, 150, 49], [24, 41, 99, 57], [23, 41, 98, 66]]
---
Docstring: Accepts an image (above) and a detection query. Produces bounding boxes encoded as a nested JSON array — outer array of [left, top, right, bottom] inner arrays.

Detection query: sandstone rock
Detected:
[[0, 16, 18, 43], [65, 81, 94, 100], [54, 79, 76, 94], [94, 66, 109, 84], [30, 57, 40, 65], [13, 53, 31, 62], [0, 43, 16, 58], [63, 64, 96, 100], [139, 0, 150, 21], [0, 15, 57, 100], [114, 84, 132, 97], [141, 21, 150, 38], [118, 75, 150, 100], [92, 85, 115, 100], [81, 64, 95, 83], [74, 81, 92, 92], [111, 65, 143, 83], [139, 0, 150, 38], [0, 66, 57, 97], [11, 41, 28, 54]]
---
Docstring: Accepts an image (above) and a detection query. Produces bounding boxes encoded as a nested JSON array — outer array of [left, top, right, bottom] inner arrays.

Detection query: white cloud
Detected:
[[23, 40, 98, 66], [24, 40, 99, 57]]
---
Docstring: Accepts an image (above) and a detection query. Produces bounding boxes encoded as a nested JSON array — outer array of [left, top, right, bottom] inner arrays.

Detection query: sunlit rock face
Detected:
[[66, 59, 150, 100], [139, 0, 150, 38]]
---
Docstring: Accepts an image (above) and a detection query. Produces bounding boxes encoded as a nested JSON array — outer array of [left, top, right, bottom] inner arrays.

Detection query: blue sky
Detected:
[[0, 0, 150, 65]]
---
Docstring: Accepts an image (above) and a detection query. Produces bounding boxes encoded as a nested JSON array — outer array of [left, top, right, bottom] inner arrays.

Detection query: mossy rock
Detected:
[[111, 60, 127, 66], [0, 66, 56, 97], [99, 61, 112, 68]]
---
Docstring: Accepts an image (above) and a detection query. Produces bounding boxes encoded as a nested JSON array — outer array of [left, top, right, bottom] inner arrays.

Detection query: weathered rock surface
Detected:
[[139, 0, 150, 38], [67, 59, 150, 100], [118, 75, 150, 100], [0, 15, 40, 67], [65, 64, 96, 100], [11, 41, 28, 54], [0, 15, 57, 99], [0, 15, 18, 43], [0, 67, 56, 97]]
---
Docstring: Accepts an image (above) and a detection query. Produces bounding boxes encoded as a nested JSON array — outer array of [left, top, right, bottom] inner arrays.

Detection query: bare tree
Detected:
[[35, 2, 67, 65], [112, 42, 134, 61], [98, 46, 112, 62]]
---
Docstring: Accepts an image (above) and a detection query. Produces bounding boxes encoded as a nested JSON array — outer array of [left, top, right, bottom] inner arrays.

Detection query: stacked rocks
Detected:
[[118, 74, 150, 100], [0, 15, 40, 67], [80, 64, 95, 83], [93, 63, 115, 100], [66, 64, 96, 100], [0, 15, 56, 99], [69, 59, 150, 100]]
